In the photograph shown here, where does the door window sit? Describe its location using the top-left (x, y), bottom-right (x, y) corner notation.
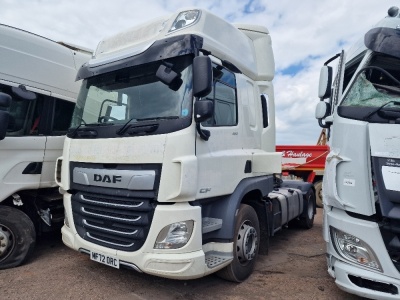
top-left (0, 83), bottom-right (42, 136)
top-left (51, 99), bottom-right (75, 135)
top-left (202, 64), bottom-right (237, 127)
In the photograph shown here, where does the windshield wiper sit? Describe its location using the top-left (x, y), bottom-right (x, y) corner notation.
top-left (116, 117), bottom-right (136, 135)
top-left (69, 118), bottom-right (110, 138)
top-left (363, 101), bottom-right (400, 121)
top-left (116, 116), bottom-right (179, 136)
top-left (136, 116), bottom-right (179, 121)
top-left (69, 118), bottom-right (87, 137)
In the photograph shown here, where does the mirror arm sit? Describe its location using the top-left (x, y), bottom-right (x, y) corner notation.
top-left (196, 123), bottom-right (210, 141)
top-left (318, 118), bottom-right (332, 129)
top-left (324, 53), bottom-right (341, 66)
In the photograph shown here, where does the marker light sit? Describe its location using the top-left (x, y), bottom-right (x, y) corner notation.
top-left (330, 227), bottom-right (382, 272)
top-left (55, 158), bottom-right (62, 184)
top-left (154, 220), bottom-right (194, 249)
top-left (64, 209), bottom-right (70, 228)
top-left (169, 10), bottom-right (201, 33)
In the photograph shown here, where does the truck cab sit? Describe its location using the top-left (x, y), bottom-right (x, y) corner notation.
top-left (58, 8), bottom-right (315, 282)
top-left (0, 24), bottom-right (91, 269)
top-left (316, 7), bottom-right (400, 299)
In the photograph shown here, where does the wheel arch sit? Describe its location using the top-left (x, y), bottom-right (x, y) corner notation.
top-left (0, 191), bottom-right (40, 230)
top-left (201, 175), bottom-right (273, 249)
top-left (241, 190), bottom-right (270, 255)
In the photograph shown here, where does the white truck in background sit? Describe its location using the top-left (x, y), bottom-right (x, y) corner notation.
top-left (316, 6), bottom-right (400, 299)
top-left (0, 24), bottom-right (91, 269)
top-left (57, 8), bottom-right (316, 282)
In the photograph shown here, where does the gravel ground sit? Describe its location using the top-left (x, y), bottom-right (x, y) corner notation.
top-left (1, 208), bottom-right (361, 300)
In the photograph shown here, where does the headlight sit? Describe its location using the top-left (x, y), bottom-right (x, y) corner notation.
top-left (330, 226), bottom-right (382, 272)
top-left (169, 10), bottom-right (201, 33)
top-left (154, 220), bottom-right (194, 249)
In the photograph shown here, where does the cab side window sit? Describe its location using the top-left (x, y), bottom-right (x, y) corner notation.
top-left (202, 64), bottom-right (237, 127)
top-left (0, 83), bottom-right (41, 136)
top-left (0, 83), bottom-right (73, 136)
top-left (51, 99), bottom-right (75, 135)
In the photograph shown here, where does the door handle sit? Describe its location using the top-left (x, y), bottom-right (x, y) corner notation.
top-left (22, 162), bottom-right (43, 174)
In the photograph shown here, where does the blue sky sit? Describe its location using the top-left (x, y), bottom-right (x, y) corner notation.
top-left (0, 0), bottom-right (395, 144)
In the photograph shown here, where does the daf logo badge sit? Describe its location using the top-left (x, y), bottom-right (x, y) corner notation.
top-left (93, 174), bottom-right (122, 183)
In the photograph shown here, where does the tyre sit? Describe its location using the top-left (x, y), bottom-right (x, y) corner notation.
top-left (299, 189), bottom-right (315, 229)
top-left (0, 206), bottom-right (36, 269)
top-left (217, 204), bottom-right (260, 282)
top-left (314, 181), bottom-right (323, 208)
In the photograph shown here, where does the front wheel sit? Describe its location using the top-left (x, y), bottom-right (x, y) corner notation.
top-left (217, 204), bottom-right (260, 282)
top-left (0, 206), bottom-right (36, 269)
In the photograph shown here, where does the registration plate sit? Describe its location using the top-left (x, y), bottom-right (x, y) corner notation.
top-left (90, 251), bottom-right (119, 269)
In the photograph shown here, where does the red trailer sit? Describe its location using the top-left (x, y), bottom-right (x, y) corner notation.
top-left (276, 135), bottom-right (329, 208)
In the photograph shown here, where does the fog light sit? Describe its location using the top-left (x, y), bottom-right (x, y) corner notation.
top-left (154, 220), bottom-right (194, 249)
top-left (330, 226), bottom-right (382, 272)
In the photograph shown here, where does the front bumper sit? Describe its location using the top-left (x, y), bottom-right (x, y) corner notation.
top-left (325, 208), bottom-right (400, 299)
top-left (62, 196), bottom-right (215, 279)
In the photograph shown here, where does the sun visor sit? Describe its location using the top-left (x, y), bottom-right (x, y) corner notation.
top-left (365, 27), bottom-right (400, 59)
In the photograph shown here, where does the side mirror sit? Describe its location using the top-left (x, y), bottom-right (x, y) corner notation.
top-left (194, 100), bottom-right (213, 123)
top-left (0, 92), bottom-right (11, 107)
top-left (0, 111), bottom-right (10, 140)
top-left (108, 105), bottom-right (126, 120)
top-left (156, 64), bottom-right (183, 91)
top-left (194, 100), bottom-right (213, 141)
top-left (315, 101), bottom-right (332, 129)
top-left (0, 92), bottom-right (11, 140)
top-left (315, 101), bottom-right (330, 119)
top-left (193, 56), bottom-right (212, 97)
top-left (11, 85), bottom-right (37, 101)
top-left (318, 66), bottom-right (332, 99)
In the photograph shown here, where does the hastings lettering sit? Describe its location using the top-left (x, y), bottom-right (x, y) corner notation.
top-left (93, 174), bottom-right (122, 183)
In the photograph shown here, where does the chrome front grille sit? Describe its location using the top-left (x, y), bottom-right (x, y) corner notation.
top-left (72, 192), bottom-right (155, 251)
top-left (80, 195), bottom-right (144, 209)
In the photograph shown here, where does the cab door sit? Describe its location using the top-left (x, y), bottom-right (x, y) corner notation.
top-left (195, 63), bottom-right (245, 199)
top-left (40, 94), bottom-right (75, 188)
top-left (0, 82), bottom-right (48, 201)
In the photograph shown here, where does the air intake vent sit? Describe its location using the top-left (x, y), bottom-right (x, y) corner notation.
top-left (348, 275), bottom-right (398, 295)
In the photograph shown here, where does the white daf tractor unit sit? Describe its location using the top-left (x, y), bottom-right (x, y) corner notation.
top-left (0, 24), bottom-right (91, 269)
top-left (57, 8), bottom-right (316, 282)
top-left (316, 6), bottom-right (400, 299)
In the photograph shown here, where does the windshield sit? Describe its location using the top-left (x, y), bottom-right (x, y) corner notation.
top-left (339, 54), bottom-right (400, 122)
top-left (341, 72), bottom-right (399, 108)
top-left (71, 55), bottom-right (193, 128)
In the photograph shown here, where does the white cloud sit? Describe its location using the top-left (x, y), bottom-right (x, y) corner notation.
top-left (0, 0), bottom-right (397, 144)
